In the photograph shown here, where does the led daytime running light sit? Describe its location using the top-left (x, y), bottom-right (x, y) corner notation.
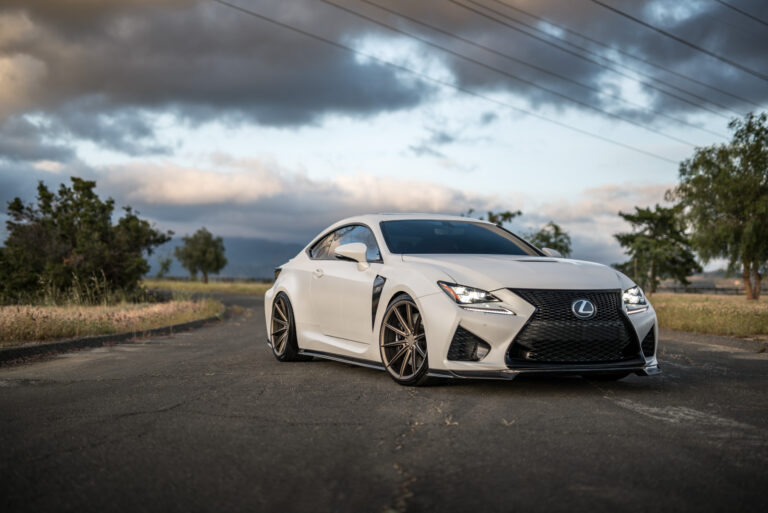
top-left (438, 281), bottom-right (500, 304)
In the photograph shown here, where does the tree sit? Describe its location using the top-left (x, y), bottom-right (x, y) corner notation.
top-left (613, 204), bottom-right (701, 293)
top-left (463, 209), bottom-right (573, 255)
top-left (0, 177), bottom-right (171, 302)
top-left (462, 208), bottom-right (522, 227)
top-left (669, 112), bottom-right (768, 299)
top-left (155, 253), bottom-right (173, 279)
top-left (174, 228), bottom-right (227, 283)
top-left (525, 221), bottom-right (572, 257)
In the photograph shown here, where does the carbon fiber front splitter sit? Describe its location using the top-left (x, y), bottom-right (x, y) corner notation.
top-left (446, 362), bottom-right (660, 380)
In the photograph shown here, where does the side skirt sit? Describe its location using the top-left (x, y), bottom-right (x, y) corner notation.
top-left (296, 348), bottom-right (453, 379)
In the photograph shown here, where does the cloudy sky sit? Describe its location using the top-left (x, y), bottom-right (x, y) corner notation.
top-left (1, 0), bottom-right (767, 265)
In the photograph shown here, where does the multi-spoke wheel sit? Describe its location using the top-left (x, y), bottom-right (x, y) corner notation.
top-left (270, 292), bottom-right (303, 361)
top-left (379, 294), bottom-right (430, 386)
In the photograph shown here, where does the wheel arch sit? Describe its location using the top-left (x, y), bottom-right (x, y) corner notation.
top-left (373, 283), bottom-right (430, 340)
top-left (265, 269), bottom-right (306, 348)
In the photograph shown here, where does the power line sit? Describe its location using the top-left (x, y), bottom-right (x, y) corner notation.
top-left (357, 0), bottom-right (726, 138)
top-left (587, 0), bottom-right (768, 83)
top-left (489, 0), bottom-right (761, 109)
top-left (322, 0), bottom-right (698, 146)
top-left (715, 0), bottom-right (768, 28)
top-left (209, 0), bottom-right (679, 164)
top-left (453, 0), bottom-right (738, 118)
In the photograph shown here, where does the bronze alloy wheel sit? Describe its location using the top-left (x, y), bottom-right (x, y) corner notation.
top-left (271, 296), bottom-right (290, 356)
top-left (270, 292), bottom-right (304, 362)
top-left (380, 294), bottom-right (429, 386)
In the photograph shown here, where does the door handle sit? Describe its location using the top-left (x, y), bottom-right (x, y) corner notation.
top-left (313, 268), bottom-right (324, 278)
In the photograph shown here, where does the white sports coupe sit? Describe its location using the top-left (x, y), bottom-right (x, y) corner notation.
top-left (265, 214), bottom-right (659, 386)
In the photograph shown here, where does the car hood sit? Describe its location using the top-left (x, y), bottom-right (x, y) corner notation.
top-left (401, 254), bottom-right (623, 292)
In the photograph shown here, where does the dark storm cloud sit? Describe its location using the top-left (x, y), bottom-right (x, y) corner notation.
top-left (0, 0), bottom-right (433, 156)
top-left (408, 128), bottom-right (455, 157)
top-left (0, 116), bottom-right (75, 162)
top-left (408, 110), bottom-right (493, 160)
top-left (380, 0), bottom-right (768, 119)
top-left (2, 0), bottom-right (767, 161)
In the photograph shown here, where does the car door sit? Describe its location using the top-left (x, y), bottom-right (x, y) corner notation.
top-left (309, 224), bottom-right (383, 344)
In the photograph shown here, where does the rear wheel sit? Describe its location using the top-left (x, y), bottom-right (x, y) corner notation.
top-left (270, 293), bottom-right (303, 362)
top-left (379, 294), bottom-right (430, 386)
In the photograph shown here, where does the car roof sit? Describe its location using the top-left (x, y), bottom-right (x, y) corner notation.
top-left (337, 213), bottom-right (493, 225)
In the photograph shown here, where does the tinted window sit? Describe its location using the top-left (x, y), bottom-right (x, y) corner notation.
top-left (309, 225), bottom-right (382, 261)
top-left (309, 231), bottom-right (335, 259)
top-left (379, 220), bottom-right (540, 255)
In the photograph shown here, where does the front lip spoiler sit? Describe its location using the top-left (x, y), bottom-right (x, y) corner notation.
top-left (449, 363), bottom-right (661, 380)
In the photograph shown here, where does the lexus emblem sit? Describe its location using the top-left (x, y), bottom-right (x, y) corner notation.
top-left (571, 299), bottom-right (596, 319)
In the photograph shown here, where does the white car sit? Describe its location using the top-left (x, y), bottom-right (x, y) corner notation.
top-left (265, 214), bottom-right (659, 386)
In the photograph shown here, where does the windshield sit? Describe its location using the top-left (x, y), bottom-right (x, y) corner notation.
top-left (379, 220), bottom-right (541, 256)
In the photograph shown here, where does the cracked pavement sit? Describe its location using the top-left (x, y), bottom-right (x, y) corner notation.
top-left (1, 294), bottom-right (767, 512)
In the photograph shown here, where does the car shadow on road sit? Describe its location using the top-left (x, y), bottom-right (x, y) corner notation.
top-left (299, 355), bottom-right (662, 397)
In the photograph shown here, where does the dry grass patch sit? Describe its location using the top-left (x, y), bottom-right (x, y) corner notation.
top-left (0, 299), bottom-right (224, 347)
top-left (649, 293), bottom-right (768, 338)
top-left (144, 279), bottom-right (272, 295)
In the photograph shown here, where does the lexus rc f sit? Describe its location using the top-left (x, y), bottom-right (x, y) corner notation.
top-left (265, 214), bottom-right (659, 386)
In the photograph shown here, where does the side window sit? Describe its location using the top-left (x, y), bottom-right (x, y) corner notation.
top-left (336, 225), bottom-right (382, 262)
top-left (326, 226), bottom-right (353, 258)
top-left (309, 231), bottom-right (335, 259)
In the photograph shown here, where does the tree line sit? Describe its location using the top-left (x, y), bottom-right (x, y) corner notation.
top-left (0, 178), bottom-right (227, 304)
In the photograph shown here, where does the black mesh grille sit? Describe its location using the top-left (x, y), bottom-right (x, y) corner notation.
top-left (448, 326), bottom-right (490, 361)
top-left (641, 326), bottom-right (656, 357)
top-left (507, 289), bottom-right (641, 364)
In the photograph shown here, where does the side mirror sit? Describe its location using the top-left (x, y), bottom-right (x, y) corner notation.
top-left (334, 242), bottom-right (370, 271)
top-left (541, 247), bottom-right (563, 258)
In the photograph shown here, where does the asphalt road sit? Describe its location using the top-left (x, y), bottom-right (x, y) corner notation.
top-left (1, 294), bottom-right (767, 513)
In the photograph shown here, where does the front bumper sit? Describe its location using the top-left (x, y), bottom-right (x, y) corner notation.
top-left (418, 287), bottom-right (659, 377)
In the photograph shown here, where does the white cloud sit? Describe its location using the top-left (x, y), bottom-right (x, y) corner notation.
top-left (104, 160), bottom-right (285, 205)
top-left (32, 160), bottom-right (63, 173)
top-left (103, 156), bottom-right (492, 212)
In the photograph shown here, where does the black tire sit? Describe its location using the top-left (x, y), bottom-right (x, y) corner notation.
top-left (270, 292), bottom-right (304, 362)
top-left (379, 293), bottom-right (430, 386)
top-left (586, 372), bottom-right (630, 381)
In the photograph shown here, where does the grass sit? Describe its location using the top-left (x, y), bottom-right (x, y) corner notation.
top-left (0, 298), bottom-right (224, 347)
top-left (144, 279), bottom-right (272, 295)
top-left (649, 293), bottom-right (768, 338)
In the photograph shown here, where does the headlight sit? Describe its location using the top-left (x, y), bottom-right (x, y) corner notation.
top-left (622, 286), bottom-right (648, 314)
top-left (438, 281), bottom-right (514, 315)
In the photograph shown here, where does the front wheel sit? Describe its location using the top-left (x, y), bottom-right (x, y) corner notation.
top-left (379, 294), bottom-right (430, 386)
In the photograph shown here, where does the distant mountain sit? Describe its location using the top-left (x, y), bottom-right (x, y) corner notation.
top-left (148, 237), bottom-right (304, 279)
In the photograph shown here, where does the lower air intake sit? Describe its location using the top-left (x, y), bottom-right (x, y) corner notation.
top-left (641, 326), bottom-right (656, 357)
top-left (448, 326), bottom-right (491, 361)
top-left (507, 289), bottom-right (641, 364)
